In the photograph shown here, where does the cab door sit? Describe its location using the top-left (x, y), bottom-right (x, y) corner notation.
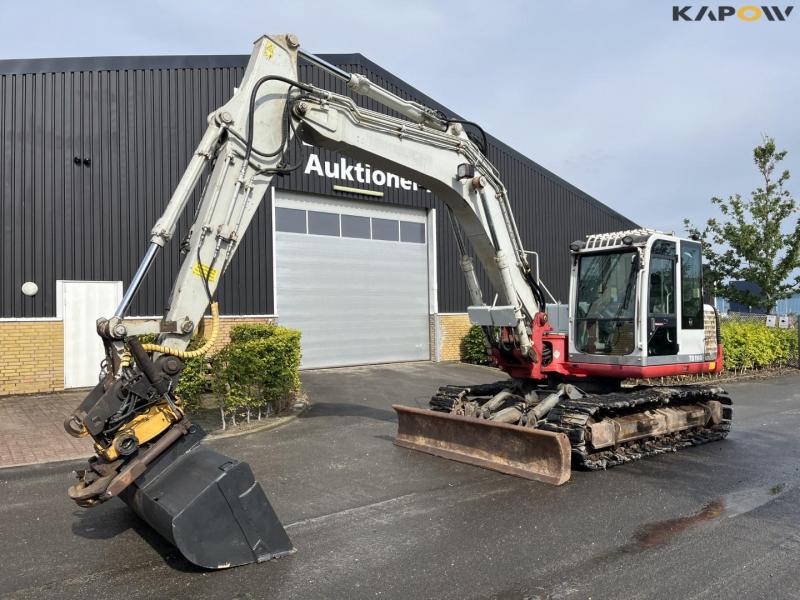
top-left (677, 240), bottom-right (706, 358)
top-left (647, 240), bottom-right (678, 356)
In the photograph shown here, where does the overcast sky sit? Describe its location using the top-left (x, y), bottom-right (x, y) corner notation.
top-left (1, 0), bottom-right (798, 234)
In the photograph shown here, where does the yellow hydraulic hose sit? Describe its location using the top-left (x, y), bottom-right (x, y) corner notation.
top-left (140, 302), bottom-right (220, 359)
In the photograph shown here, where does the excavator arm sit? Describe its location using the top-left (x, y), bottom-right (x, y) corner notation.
top-left (64, 33), bottom-right (551, 568)
top-left (73, 33), bottom-right (542, 391)
top-left (124, 37), bottom-right (541, 361)
top-left (67, 33), bottom-right (548, 467)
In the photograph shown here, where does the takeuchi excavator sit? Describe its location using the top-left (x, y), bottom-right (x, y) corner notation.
top-left (64, 34), bottom-right (732, 569)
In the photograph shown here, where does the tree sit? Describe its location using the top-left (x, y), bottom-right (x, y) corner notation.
top-left (684, 137), bottom-right (800, 312)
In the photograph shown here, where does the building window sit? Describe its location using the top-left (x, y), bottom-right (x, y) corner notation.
top-left (308, 211), bottom-right (340, 236)
top-left (276, 207), bottom-right (306, 233)
top-left (681, 241), bottom-right (703, 329)
top-left (278, 208), bottom-right (425, 244)
top-left (400, 221), bottom-right (425, 243)
top-left (341, 214), bottom-right (371, 239)
top-left (372, 218), bottom-right (399, 241)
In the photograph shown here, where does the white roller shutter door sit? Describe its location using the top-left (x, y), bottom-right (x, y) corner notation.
top-left (275, 192), bottom-right (431, 369)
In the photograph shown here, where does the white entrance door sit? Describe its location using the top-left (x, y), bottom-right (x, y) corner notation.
top-left (60, 281), bottom-right (123, 388)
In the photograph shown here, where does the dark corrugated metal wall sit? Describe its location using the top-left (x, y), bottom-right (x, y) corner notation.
top-left (0, 61), bottom-right (275, 317)
top-left (0, 53), bottom-right (635, 319)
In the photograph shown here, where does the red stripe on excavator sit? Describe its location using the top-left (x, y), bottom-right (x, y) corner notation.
top-left (559, 343), bottom-right (725, 379)
top-left (558, 360), bottom-right (719, 379)
top-left (498, 338), bottom-right (724, 380)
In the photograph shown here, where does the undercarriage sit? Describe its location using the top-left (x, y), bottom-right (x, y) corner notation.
top-left (420, 379), bottom-right (732, 475)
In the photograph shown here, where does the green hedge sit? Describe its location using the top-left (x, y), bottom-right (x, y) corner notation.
top-left (218, 323), bottom-right (302, 402)
top-left (212, 323), bottom-right (302, 420)
top-left (139, 323), bottom-right (301, 424)
top-left (461, 325), bottom-right (493, 365)
top-left (175, 354), bottom-right (210, 412)
top-left (228, 323), bottom-right (282, 343)
top-left (720, 320), bottom-right (798, 370)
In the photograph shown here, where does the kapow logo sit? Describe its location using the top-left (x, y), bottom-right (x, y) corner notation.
top-left (673, 5), bottom-right (794, 20)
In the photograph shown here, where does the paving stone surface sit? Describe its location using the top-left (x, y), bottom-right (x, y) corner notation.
top-left (0, 389), bottom-right (93, 467)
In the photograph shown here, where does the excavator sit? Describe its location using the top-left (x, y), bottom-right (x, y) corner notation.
top-left (64, 34), bottom-right (733, 569)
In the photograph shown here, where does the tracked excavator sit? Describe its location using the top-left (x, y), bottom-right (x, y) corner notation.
top-left (64, 34), bottom-right (732, 569)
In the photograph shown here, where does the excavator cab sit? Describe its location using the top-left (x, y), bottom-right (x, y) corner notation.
top-left (567, 229), bottom-right (719, 377)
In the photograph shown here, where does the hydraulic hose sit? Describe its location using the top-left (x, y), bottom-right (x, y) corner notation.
top-left (141, 302), bottom-right (220, 359)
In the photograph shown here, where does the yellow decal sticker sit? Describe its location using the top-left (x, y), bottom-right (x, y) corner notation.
top-left (709, 361), bottom-right (716, 370)
top-left (192, 262), bottom-right (218, 283)
top-left (265, 42), bottom-right (274, 59)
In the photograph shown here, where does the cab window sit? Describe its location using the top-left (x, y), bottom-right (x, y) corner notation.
top-left (648, 240), bottom-right (678, 356)
top-left (680, 241), bottom-right (703, 329)
top-left (574, 251), bottom-right (638, 355)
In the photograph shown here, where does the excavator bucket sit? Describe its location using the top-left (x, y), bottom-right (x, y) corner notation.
top-left (119, 427), bottom-right (294, 569)
top-left (393, 405), bottom-right (572, 485)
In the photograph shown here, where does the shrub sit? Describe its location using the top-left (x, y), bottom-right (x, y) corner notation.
top-left (175, 354), bottom-right (210, 412)
top-left (212, 323), bottom-right (302, 426)
top-left (720, 320), bottom-right (798, 371)
top-left (132, 323), bottom-right (301, 428)
top-left (228, 322), bottom-right (281, 343)
top-left (461, 325), bottom-right (492, 365)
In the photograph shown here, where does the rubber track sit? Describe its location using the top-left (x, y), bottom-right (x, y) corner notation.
top-left (430, 383), bottom-right (733, 471)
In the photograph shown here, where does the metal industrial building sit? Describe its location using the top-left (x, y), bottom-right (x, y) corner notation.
top-left (0, 52), bottom-right (636, 394)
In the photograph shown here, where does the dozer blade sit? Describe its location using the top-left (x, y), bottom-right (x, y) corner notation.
top-left (120, 426), bottom-right (294, 569)
top-left (392, 405), bottom-right (571, 485)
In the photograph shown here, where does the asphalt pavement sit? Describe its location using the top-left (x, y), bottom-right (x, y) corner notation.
top-left (2, 362), bottom-right (800, 600)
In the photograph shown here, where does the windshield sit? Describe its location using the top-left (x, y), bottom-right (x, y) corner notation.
top-left (575, 251), bottom-right (638, 355)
